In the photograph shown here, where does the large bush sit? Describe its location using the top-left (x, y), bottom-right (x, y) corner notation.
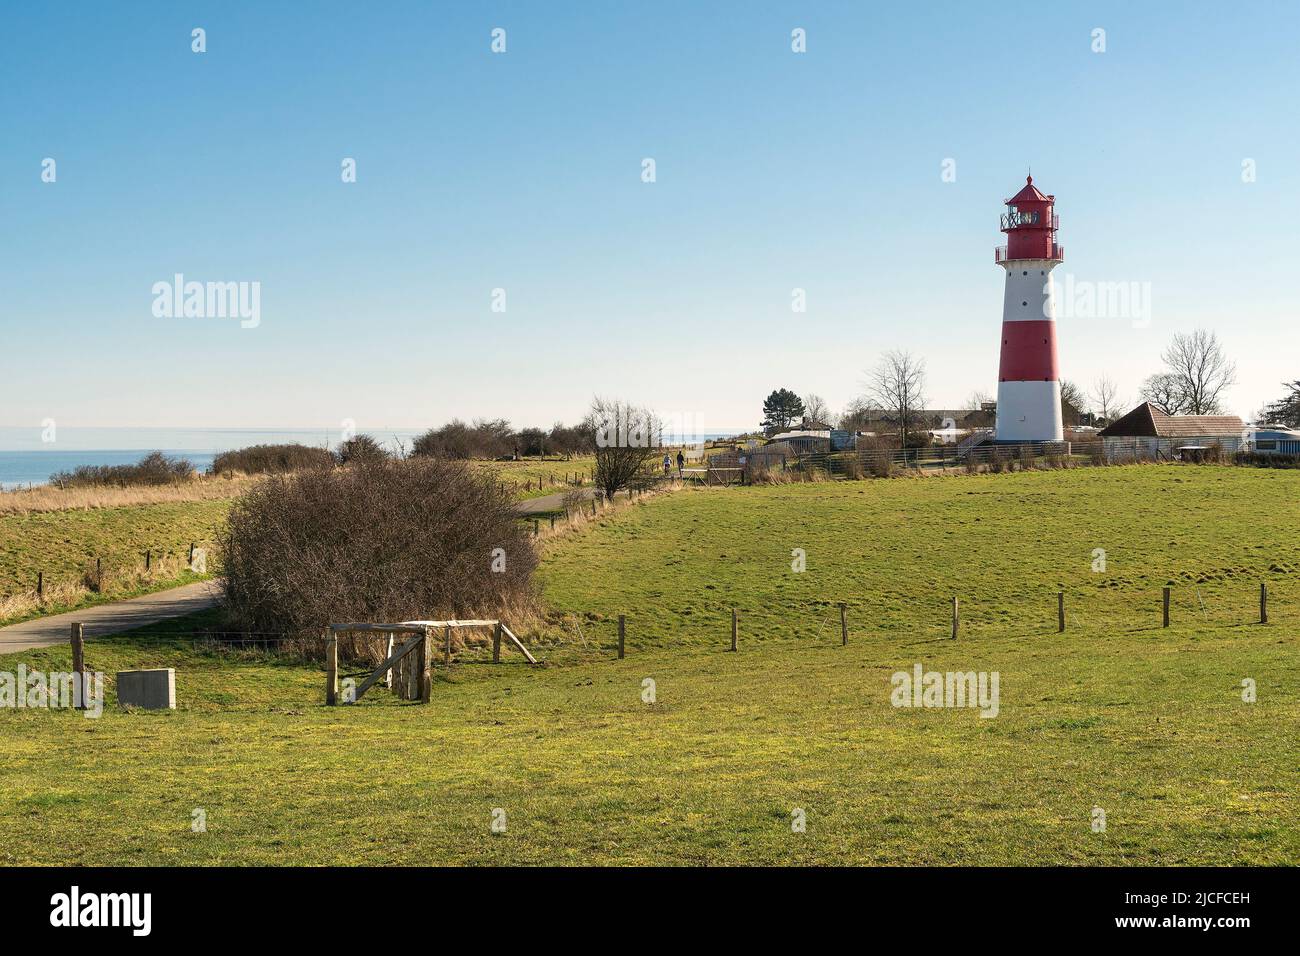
top-left (335, 434), bottom-right (390, 465)
top-left (222, 459), bottom-right (536, 649)
top-left (52, 451), bottom-right (194, 488)
top-left (412, 419), bottom-right (514, 459)
top-left (211, 443), bottom-right (334, 475)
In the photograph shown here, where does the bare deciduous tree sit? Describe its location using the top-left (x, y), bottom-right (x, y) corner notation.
top-left (1158, 329), bottom-right (1237, 415)
top-left (866, 351), bottom-right (928, 449)
top-left (1140, 372), bottom-right (1187, 415)
top-left (1059, 380), bottom-right (1087, 426)
top-left (1090, 374), bottom-right (1123, 424)
top-left (586, 397), bottom-right (662, 499)
top-left (801, 393), bottom-right (830, 426)
top-left (837, 397), bottom-right (881, 432)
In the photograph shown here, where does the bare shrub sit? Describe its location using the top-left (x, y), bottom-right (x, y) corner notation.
top-left (412, 419), bottom-right (516, 459)
top-left (561, 487), bottom-right (586, 517)
top-left (222, 459), bottom-right (536, 658)
top-left (868, 453), bottom-right (894, 478)
top-left (335, 434), bottom-right (390, 465)
top-left (51, 451), bottom-right (194, 488)
top-left (212, 443), bottom-right (334, 475)
top-left (842, 456), bottom-right (864, 480)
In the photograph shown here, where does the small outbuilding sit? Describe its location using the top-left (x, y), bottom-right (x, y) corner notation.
top-left (1098, 402), bottom-right (1245, 461)
top-left (765, 430), bottom-right (831, 454)
top-left (1250, 427), bottom-right (1300, 455)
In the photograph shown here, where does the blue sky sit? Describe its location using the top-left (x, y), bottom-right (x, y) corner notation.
top-left (2, 1), bottom-right (1296, 433)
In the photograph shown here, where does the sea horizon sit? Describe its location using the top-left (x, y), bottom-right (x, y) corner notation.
top-left (0, 426), bottom-right (744, 489)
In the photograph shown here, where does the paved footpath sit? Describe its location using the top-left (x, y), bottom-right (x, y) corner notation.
top-left (514, 488), bottom-right (596, 515)
top-left (0, 580), bottom-right (222, 654)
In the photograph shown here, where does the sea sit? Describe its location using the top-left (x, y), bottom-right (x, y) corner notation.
top-left (0, 427), bottom-right (421, 490)
top-left (0, 427), bottom-right (736, 489)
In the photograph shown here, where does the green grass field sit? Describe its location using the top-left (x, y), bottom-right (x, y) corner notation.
top-left (0, 500), bottom-right (230, 625)
top-left (1, 465), bottom-right (1297, 864)
top-left (475, 456), bottom-right (597, 500)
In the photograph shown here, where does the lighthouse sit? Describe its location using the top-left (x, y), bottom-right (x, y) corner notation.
top-left (994, 176), bottom-right (1064, 442)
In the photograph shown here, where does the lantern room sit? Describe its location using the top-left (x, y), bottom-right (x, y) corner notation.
top-left (994, 176), bottom-right (1064, 264)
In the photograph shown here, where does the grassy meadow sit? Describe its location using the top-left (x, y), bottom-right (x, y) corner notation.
top-left (1, 464), bottom-right (1296, 865)
top-left (0, 499), bottom-right (231, 625)
top-left (473, 455), bottom-right (597, 500)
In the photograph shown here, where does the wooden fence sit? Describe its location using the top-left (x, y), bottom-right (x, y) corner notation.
top-left (324, 619), bottom-right (536, 706)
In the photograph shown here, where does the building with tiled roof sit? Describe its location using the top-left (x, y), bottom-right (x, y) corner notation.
top-left (1098, 402), bottom-right (1245, 461)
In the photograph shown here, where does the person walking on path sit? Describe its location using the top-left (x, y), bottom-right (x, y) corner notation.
top-left (662, 453), bottom-right (672, 477)
top-left (676, 449), bottom-right (685, 477)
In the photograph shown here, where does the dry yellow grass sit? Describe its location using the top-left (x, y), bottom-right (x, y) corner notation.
top-left (0, 474), bottom-right (259, 516)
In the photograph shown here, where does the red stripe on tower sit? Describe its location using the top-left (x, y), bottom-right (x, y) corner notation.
top-left (998, 320), bottom-right (1059, 382)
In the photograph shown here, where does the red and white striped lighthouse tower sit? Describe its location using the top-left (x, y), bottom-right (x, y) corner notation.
top-left (994, 176), bottom-right (1064, 442)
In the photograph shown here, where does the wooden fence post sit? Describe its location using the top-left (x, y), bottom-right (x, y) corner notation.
top-left (384, 633), bottom-right (395, 688)
top-left (618, 615), bottom-right (626, 659)
top-left (1260, 582), bottom-right (1268, 624)
top-left (493, 621), bottom-right (502, 663)
top-left (730, 608), bottom-right (738, 652)
top-left (1162, 587), bottom-right (1171, 628)
top-left (444, 625), bottom-right (452, 668)
top-left (36, 571), bottom-right (43, 599)
top-left (1058, 592), bottom-right (1065, 633)
top-left (550, 515), bottom-right (556, 530)
top-left (533, 518), bottom-right (539, 536)
top-left (188, 542), bottom-right (195, 564)
top-left (70, 623), bottom-right (85, 710)
top-left (951, 597), bottom-right (959, 640)
top-left (839, 603), bottom-right (847, 646)
top-left (145, 551), bottom-right (151, 571)
top-left (325, 630), bottom-right (338, 705)
top-left (421, 628), bottom-right (433, 703)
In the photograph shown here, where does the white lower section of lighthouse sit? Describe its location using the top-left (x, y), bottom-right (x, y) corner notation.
top-left (995, 258), bottom-right (1063, 443)
top-left (996, 380), bottom-right (1062, 442)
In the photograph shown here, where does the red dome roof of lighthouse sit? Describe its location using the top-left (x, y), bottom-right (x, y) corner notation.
top-left (1006, 175), bottom-right (1051, 204)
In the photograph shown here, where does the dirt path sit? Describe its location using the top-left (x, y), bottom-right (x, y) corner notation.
top-left (0, 580), bottom-right (221, 654)
top-left (514, 488), bottom-right (597, 514)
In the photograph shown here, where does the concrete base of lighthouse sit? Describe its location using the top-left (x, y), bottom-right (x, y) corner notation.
top-left (995, 380), bottom-right (1063, 442)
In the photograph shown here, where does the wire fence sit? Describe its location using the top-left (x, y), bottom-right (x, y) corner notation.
top-left (7, 577), bottom-right (1290, 663)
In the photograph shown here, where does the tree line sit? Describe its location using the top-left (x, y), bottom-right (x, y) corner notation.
top-left (758, 328), bottom-right (1292, 449)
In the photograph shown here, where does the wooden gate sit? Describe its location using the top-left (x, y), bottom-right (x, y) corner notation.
top-left (324, 620), bottom-right (537, 706)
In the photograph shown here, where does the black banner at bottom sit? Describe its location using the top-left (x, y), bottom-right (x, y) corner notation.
top-left (1, 866), bottom-right (1283, 941)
